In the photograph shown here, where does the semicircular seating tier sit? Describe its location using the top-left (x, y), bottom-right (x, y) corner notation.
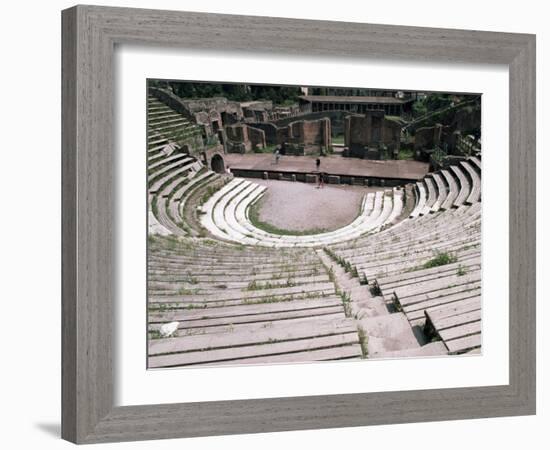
top-left (199, 179), bottom-right (405, 247)
top-left (147, 95), bottom-right (222, 237)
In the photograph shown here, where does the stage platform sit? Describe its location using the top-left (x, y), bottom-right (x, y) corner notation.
top-left (224, 153), bottom-right (430, 185)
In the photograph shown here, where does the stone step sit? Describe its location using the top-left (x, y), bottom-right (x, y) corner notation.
top-left (148, 153), bottom-right (187, 172)
top-left (150, 304), bottom-right (345, 331)
top-left (402, 289), bottom-right (482, 322)
top-left (148, 332), bottom-right (361, 368)
top-left (376, 255), bottom-right (481, 293)
top-left (149, 160), bottom-right (195, 194)
top-left (148, 315), bottom-right (357, 355)
top-left (394, 271), bottom-right (481, 306)
top-left (150, 296), bottom-right (343, 322)
top-left (150, 281), bottom-right (336, 304)
top-left (359, 313), bottom-right (421, 356)
top-left (148, 274), bottom-right (330, 292)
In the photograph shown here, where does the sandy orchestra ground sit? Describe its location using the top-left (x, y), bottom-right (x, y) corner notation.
top-left (252, 178), bottom-right (383, 232)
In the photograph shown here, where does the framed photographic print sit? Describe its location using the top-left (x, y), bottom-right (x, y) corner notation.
top-left (62, 5), bottom-right (536, 444)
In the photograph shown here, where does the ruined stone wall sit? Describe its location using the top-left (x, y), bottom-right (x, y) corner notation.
top-left (344, 112), bottom-right (401, 159)
top-left (249, 122), bottom-right (279, 145)
top-left (224, 124), bottom-right (265, 153)
top-left (247, 126), bottom-right (267, 150)
top-left (286, 118), bottom-right (331, 155)
top-left (246, 117), bottom-right (332, 154)
top-left (274, 110), bottom-right (346, 135)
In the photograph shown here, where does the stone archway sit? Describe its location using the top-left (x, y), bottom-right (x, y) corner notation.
top-left (211, 153), bottom-right (226, 174)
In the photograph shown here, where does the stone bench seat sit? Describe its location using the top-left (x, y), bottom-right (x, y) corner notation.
top-left (430, 172), bottom-right (447, 212)
top-left (233, 192), bottom-right (391, 246)
top-left (148, 117), bottom-right (190, 129)
top-left (158, 163), bottom-right (202, 200)
top-left (332, 205), bottom-right (481, 256)
top-left (147, 152), bottom-right (169, 165)
top-left (347, 232), bottom-right (480, 268)
top-left (149, 297), bottom-right (344, 333)
top-left (424, 298), bottom-right (481, 354)
top-left (450, 165), bottom-right (471, 207)
top-left (409, 181), bottom-right (426, 218)
top-left (150, 281), bottom-right (336, 306)
top-left (153, 195), bottom-right (187, 237)
top-left (389, 271), bottom-right (480, 310)
top-left (460, 160), bottom-right (481, 204)
top-left (148, 265), bottom-right (326, 284)
top-left (230, 189), bottom-right (380, 245)
top-left (201, 179), bottom-right (404, 247)
top-left (468, 156), bottom-right (482, 172)
top-left (420, 177), bottom-right (437, 215)
top-left (148, 251), bottom-right (320, 266)
top-left (331, 201), bottom-right (481, 254)
top-left (403, 289), bottom-right (481, 324)
top-left (203, 181), bottom-right (402, 247)
top-left (148, 122), bottom-right (196, 136)
top-left (149, 112), bottom-right (182, 122)
top-left (148, 315), bottom-right (358, 356)
top-left (148, 246), bottom-right (318, 261)
top-left (148, 159), bottom-right (195, 194)
top-left (148, 211), bottom-right (172, 237)
top-left (375, 254), bottom-right (481, 293)
top-left (149, 264), bottom-right (324, 282)
top-left (359, 244), bottom-right (480, 283)
top-left (440, 169), bottom-right (459, 210)
top-left (168, 170), bottom-right (214, 223)
top-left (147, 136), bottom-right (170, 148)
top-left (147, 153), bottom-right (188, 173)
top-left (149, 308), bottom-right (351, 339)
top-left (235, 191), bottom-right (383, 244)
top-left (149, 116), bottom-right (189, 127)
top-left (149, 319), bottom-right (361, 367)
top-left (149, 273), bottom-right (330, 293)
top-left (239, 190), bottom-right (395, 246)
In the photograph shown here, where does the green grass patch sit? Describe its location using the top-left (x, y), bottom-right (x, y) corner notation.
top-left (331, 135), bottom-right (345, 145)
top-left (253, 144), bottom-right (278, 154)
top-left (397, 147), bottom-right (415, 160)
top-left (423, 251), bottom-right (458, 269)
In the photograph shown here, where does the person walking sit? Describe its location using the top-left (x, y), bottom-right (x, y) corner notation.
top-left (275, 148), bottom-right (280, 165)
top-left (315, 157), bottom-right (321, 172)
top-left (317, 172), bottom-right (325, 189)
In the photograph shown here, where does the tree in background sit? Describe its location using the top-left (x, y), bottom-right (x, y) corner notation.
top-left (149, 80), bottom-right (301, 105)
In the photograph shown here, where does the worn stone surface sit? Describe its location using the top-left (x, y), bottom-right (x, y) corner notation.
top-left (225, 153), bottom-right (430, 181)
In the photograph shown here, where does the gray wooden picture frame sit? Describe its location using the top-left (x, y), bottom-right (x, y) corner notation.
top-left (61, 5), bottom-right (536, 444)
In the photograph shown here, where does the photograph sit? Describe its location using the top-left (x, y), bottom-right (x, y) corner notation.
top-left (146, 80), bottom-right (482, 368)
